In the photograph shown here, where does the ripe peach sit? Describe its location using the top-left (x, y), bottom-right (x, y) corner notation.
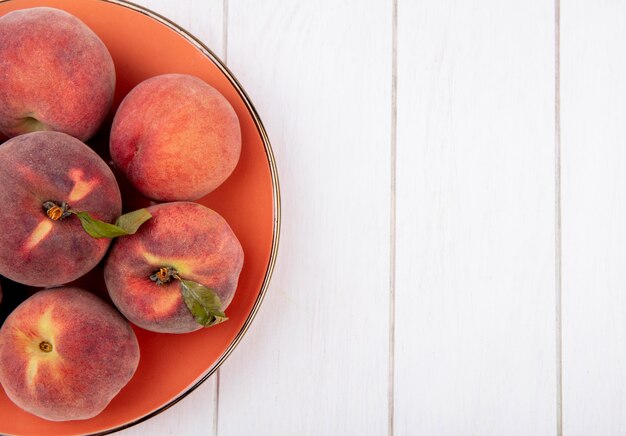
top-left (0, 287), bottom-right (139, 421)
top-left (104, 202), bottom-right (243, 333)
top-left (0, 7), bottom-right (115, 141)
top-left (110, 73), bottom-right (241, 201)
top-left (0, 131), bottom-right (122, 286)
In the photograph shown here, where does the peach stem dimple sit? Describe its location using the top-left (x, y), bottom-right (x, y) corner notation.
top-left (150, 266), bottom-right (179, 286)
top-left (47, 206), bottom-right (63, 220)
top-left (39, 341), bottom-right (53, 353)
top-left (42, 200), bottom-right (71, 221)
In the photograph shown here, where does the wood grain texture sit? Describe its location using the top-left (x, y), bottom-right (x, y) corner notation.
top-left (216, 1), bottom-right (392, 435)
top-left (561, 1), bottom-right (626, 434)
top-left (394, 1), bottom-right (557, 435)
top-left (118, 1), bottom-right (223, 435)
top-left (136, 0), bottom-right (225, 61)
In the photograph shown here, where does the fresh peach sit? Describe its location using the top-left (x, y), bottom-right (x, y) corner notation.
top-left (0, 131), bottom-right (121, 286)
top-left (0, 7), bottom-right (115, 141)
top-left (0, 287), bottom-right (139, 421)
top-left (110, 73), bottom-right (241, 201)
top-left (104, 202), bottom-right (243, 333)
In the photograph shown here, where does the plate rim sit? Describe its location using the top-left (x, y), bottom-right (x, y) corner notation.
top-left (0, 0), bottom-right (281, 434)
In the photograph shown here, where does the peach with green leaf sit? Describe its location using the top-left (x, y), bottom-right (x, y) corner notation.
top-left (0, 131), bottom-right (151, 287)
top-left (104, 202), bottom-right (244, 333)
top-left (0, 287), bottom-right (140, 421)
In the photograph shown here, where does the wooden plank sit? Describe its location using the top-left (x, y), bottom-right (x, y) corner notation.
top-left (138, 0), bottom-right (225, 62)
top-left (216, 1), bottom-right (392, 435)
top-left (561, 2), bottom-right (626, 434)
top-left (118, 1), bottom-right (223, 435)
top-left (394, 1), bottom-right (557, 434)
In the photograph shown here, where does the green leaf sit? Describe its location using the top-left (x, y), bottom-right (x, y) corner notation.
top-left (179, 279), bottom-right (228, 327)
top-left (70, 209), bottom-right (152, 239)
top-left (115, 209), bottom-right (153, 234)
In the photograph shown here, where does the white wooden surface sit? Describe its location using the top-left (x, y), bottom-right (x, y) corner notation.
top-left (561, 1), bottom-right (626, 435)
top-left (394, 1), bottom-right (557, 435)
top-left (119, 1), bottom-right (625, 435)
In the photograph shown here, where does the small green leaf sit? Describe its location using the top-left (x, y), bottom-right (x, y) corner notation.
top-left (70, 209), bottom-right (152, 239)
top-left (115, 209), bottom-right (153, 234)
top-left (179, 279), bottom-right (228, 327)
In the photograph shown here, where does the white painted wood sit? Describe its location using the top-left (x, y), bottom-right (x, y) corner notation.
top-left (216, 1), bottom-right (392, 436)
top-left (118, 1), bottom-right (223, 435)
top-left (118, 379), bottom-right (218, 436)
top-left (561, 2), bottom-right (626, 434)
top-left (137, 0), bottom-right (225, 61)
top-left (394, 2), bottom-right (557, 435)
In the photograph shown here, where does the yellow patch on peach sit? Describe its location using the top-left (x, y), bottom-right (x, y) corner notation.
top-left (67, 168), bottom-right (97, 202)
top-left (23, 219), bottom-right (53, 251)
top-left (25, 360), bottom-right (39, 387)
top-left (36, 307), bottom-right (58, 340)
top-left (15, 307), bottom-right (62, 387)
top-left (142, 251), bottom-right (192, 277)
top-left (150, 289), bottom-right (181, 317)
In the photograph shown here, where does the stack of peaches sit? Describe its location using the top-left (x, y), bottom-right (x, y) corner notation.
top-left (0, 7), bottom-right (244, 422)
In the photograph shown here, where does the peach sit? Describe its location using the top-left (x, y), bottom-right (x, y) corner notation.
top-left (0, 7), bottom-right (115, 141)
top-left (110, 73), bottom-right (241, 201)
top-left (0, 131), bottom-right (121, 286)
top-left (0, 287), bottom-right (139, 421)
top-left (104, 202), bottom-right (243, 333)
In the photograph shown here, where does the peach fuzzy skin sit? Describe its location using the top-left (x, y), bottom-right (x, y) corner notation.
top-left (0, 287), bottom-right (139, 421)
top-left (104, 202), bottom-right (243, 333)
top-left (0, 7), bottom-right (115, 141)
top-left (0, 132), bottom-right (121, 286)
top-left (110, 73), bottom-right (241, 201)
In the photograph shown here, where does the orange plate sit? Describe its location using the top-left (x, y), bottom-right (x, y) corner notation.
top-left (0, 0), bottom-right (280, 435)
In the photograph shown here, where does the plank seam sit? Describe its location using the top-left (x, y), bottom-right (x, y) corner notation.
top-left (388, 0), bottom-right (398, 435)
top-left (213, 372), bottom-right (220, 436)
top-left (555, 0), bottom-right (563, 434)
top-left (223, 0), bottom-right (229, 64)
